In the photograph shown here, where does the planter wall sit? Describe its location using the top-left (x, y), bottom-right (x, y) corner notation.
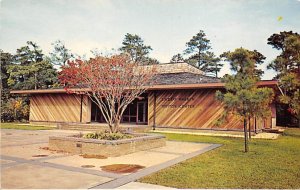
top-left (49, 134), bottom-right (166, 157)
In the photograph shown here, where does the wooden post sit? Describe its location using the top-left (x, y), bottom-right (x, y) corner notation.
top-left (153, 91), bottom-right (157, 130)
top-left (80, 94), bottom-right (83, 122)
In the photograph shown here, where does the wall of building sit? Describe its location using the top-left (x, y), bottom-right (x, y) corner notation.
top-left (29, 93), bottom-right (91, 123)
top-left (148, 89), bottom-right (272, 131)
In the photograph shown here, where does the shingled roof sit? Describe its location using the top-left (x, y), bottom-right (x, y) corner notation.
top-left (153, 72), bottom-right (221, 85)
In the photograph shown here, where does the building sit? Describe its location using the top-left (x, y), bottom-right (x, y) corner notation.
top-left (11, 63), bottom-right (278, 131)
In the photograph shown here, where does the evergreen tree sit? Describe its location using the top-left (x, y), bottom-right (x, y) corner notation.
top-left (267, 31), bottom-right (300, 127)
top-left (141, 57), bottom-right (160, 65)
top-left (170, 53), bottom-right (184, 63)
top-left (119, 33), bottom-right (153, 63)
top-left (1, 50), bottom-right (13, 113)
top-left (7, 42), bottom-right (57, 90)
top-left (1, 50), bottom-right (13, 91)
top-left (202, 52), bottom-right (222, 78)
top-left (1, 50), bottom-right (29, 122)
top-left (14, 41), bottom-right (43, 65)
top-left (49, 40), bottom-right (74, 67)
top-left (216, 48), bottom-right (274, 152)
top-left (184, 30), bottom-right (222, 77)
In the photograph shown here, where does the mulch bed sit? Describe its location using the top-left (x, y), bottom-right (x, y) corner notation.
top-left (32, 154), bottom-right (48, 157)
top-left (81, 165), bottom-right (95, 168)
top-left (80, 154), bottom-right (107, 159)
top-left (100, 164), bottom-right (145, 173)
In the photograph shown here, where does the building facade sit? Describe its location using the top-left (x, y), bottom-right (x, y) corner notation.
top-left (11, 63), bottom-right (278, 131)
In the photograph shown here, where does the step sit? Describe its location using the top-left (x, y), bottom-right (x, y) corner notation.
top-left (262, 128), bottom-right (284, 134)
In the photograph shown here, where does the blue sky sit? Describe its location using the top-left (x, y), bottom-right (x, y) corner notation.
top-left (1, 0), bottom-right (300, 79)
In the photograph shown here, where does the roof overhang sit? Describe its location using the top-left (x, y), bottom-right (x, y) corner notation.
top-left (10, 80), bottom-right (278, 94)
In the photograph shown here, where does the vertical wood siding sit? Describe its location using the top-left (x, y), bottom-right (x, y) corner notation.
top-left (148, 89), bottom-right (271, 130)
top-left (29, 94), bottom-right (91, 123)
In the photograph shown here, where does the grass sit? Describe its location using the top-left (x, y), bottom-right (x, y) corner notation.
top-left (0, 122), bottom-right (54, 130)
top-left (140, 129), bottom-right (300, 189)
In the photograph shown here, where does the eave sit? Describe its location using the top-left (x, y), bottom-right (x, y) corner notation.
top-left (10, 80), bottom-right (278, 94)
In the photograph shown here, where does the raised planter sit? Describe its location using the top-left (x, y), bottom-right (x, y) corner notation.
top-left (49, 133), bottom-right (166, 157)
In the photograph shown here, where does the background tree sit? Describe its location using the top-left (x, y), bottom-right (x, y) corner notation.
top-left (1, 50), bottom-right (13, 97)
top-left (140, 57), bottom-right (160, 65)
top-left (184, 30), bottom-right (222, 77)
top-left (59, 54), bottom-right (156, 133)
top-left (267, 31), bottom-right (300, 127)
top-left (216, 48), bottom-right (274, 152)
top-left (170, 53), bottom-right (184, 63)
top-left (8, 42), bottom-right (57, 90)
top-left (184, 30), bottom-right (210, 68)
top-left (119, 33), bottom-right (155, 64)
top-left (202, 52), bottom-right (222, 78)
top-left (50, 40), bottom-right (74, 67)
top-left (13, 41), bottom-right (43, 65)
top-left (1, 50), bottom-right (14, 121)
top-left (1, 43), bottom-right (58, 121)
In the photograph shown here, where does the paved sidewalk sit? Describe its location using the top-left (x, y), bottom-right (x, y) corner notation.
top-left (1, 129), bottom-right (221, 189)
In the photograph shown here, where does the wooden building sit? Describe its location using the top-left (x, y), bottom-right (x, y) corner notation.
top-left (11, 63), bottom-right (278, 131)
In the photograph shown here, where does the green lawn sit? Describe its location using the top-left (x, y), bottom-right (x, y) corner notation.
top-left (0, 122), bottom-right (54, 130)
top-left (140, 129), bottom-right (300, 189)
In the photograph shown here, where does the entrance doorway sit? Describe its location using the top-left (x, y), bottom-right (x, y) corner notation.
top-left (90, 95), bottom-right (148, 125)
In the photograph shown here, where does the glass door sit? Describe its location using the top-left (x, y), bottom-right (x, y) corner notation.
top-left (137, 102), bottom-right (148, 124)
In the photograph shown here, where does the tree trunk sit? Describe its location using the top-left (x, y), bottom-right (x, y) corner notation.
top-left (14, 109), bottom-right (17, 121)
top-left (243, 118), bottom-right (249, 153)
top-left (254, 117), bottom-right (257, 134)
top-left (34, 73), bottom-right (37, 90)
top-left (113, 119), bottom-right (121, 133)
top-left (108, 123), bottom-right (114, 134)
top-left (248, 117), bottom-right (251, 140)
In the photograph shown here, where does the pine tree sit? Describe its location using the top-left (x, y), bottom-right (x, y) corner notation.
top-left (184, 30), bottom-right (222, 77)
top-left (7, 42), bottom-right (57, 90)
top-left (216, 48), bottom-right (274, 152)
top-left (170, 53), bottom-right (184, 63)
top-left (49, 40), bottom-right (74, 67)
top-left (202, 52), bottom-right (222, 78)
top-left (119, 33), bottom-right (153, 63)
top-left (267, 31), bottom-right (300, 127)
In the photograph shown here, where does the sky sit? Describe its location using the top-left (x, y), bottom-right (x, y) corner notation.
top-left (1, 0), bottom-right (300, 79)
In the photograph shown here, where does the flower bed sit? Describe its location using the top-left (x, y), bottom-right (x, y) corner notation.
top-left (49, 133), bottom-right (166, 157)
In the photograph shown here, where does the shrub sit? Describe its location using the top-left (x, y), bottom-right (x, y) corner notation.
top-left (1, 97), bottom-right (29, 122)
top-left (83, 132), bottom-right (133, 140)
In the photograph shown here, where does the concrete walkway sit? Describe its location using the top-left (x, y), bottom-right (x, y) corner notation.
top-left (153, 128), bottom-right (281, 139)
top-left (1, 129), bottom-right (220, 189)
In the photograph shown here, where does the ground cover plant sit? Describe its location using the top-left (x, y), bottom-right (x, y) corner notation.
top-left (140, 129), bottom-right (300, 189)
top-left (83, 132), bottom-right (133, 140)
top-left (0, 123), bottom-right (54, 130)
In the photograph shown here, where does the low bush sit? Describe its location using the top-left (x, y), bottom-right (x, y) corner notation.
top-left (83, 132), bottom-right (133, 140)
